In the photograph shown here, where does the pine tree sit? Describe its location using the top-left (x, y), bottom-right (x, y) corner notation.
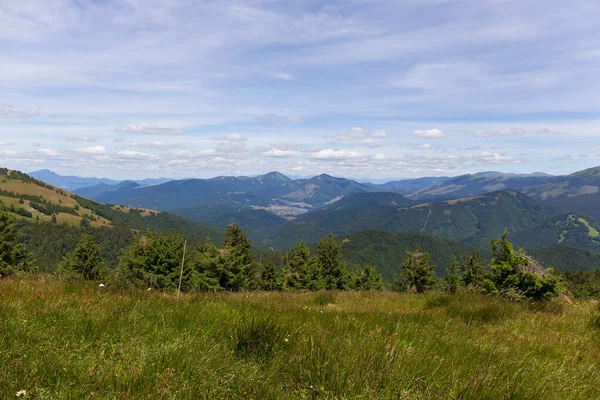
top-left (283, 241), bottom-right (313, 289)
top-left (460, 250), bottom-right (486, 288)
top-left (220, 224), bottom-right (256, 291)
top-left (354, 264), bottom-right (384, 290)
top-left (486, 231), bottom-right (563, 300)
top-left (0, 210), bottom-right (35, 276)
top-left (316, 234), bottom-right (349, 290)
top-left (117, 232), bottom-right (188, 290)
top-left (444, 256), bottom-right (462, 293)
top-left (260, 260), bottom-right (281, 291)
top-left (57, 234), bottom-right (105, 280)
top-left (393, 249), bottom-right (436, 293)
top-left (188, 239), bottom-right (221, 292)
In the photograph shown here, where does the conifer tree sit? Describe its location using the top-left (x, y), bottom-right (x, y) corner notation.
top-left (316, 234), bottom-right (349, 290)
top-left (393, 249), bottom-right (436, 293)
top-left (57, 234), bottom-right (105, 280)
top-left (188, 239), bottom-right (221, 292)
top-left (260, 260), bottom-right (281, 291)
top-left (117, 231), bottom-right (188, 290)
top-left (444, 256), bottom-right (462, 293)
top-left (354, 264), bottom-right (384, 290)
top-left (0, 210), bottom-right (35, 276)
top-left (220, 224), bottom-right (256, 291)
top-left (486, 231), bottom-right (562, 300)
top-left (460, 250), bottom-right (486, 288)
top-left (283, 240), bottom-right (313, 289)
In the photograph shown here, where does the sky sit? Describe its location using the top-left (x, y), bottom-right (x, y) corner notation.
top-left (0, 0), bottom-right (599, 181)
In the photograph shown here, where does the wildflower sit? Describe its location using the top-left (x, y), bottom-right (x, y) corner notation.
top-left (98, 283), bottom-right (105, 287)
top-left (284, 338), bottom-right (289, 343)
top-left (16, 389), bottom-right (27, 397)
top-left (310, 385), bottom-right (313, 389)
top-left (147, 288), bottom-right (152, 291)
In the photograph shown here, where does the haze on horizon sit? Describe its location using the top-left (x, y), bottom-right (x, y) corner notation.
top-left (1, 0), bottom-right (599, 181)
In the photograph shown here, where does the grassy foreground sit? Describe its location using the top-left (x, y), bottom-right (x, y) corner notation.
top-left (1, 276), bottom-right (600, 399)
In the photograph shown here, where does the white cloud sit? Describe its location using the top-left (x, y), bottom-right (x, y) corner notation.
top-left (115, 124), bottom-right (183, 135)
top-left (130, 141), bottom-right (181, 150)
top-left (413, 129), bottom-right (446, 138)
top-left (412, 143), bottom-right (432, 150)
top-left (473, 130), bottom-right (492, 138)
top-left (328, 127), bottom-right (364, 141)
top-left (38, 148), bottom-right (59, 156)
top-left (310, 148), bottom-right (364, 160)
top-left (498, 127), bottom-right (525, 135)
top-left (261, 148), bottom-right (302, 158)
top-left (371, 130), bottom-right (387, 138)
top-left (117, 150), bottom-right (156, 159)
top-left (66, 136), bottom-right (97, 142)
top-left (257, 114), bottom-right (303, 125)
top-left (0, 141), bottom-right (15, 146)
top-left (213, 133), bottom-right (247, 142)
top-left (0, 105), bottom-right (40, 119)
top-left (359, 138), bottom-right (387, 148)
top-left (75, 146), bottom-right (107, 155)
top-left (476, 152), bottom-right (519, 163)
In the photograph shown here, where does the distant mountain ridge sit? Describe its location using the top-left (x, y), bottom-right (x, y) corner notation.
top-left (28, 169), bottom-right (171, 191)
top-left (36, 166), bottom-right (600, 226)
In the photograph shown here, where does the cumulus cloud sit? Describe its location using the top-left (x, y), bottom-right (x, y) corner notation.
top-left (257, 114), bottom-right (303, 125)
top-left (66, 136), bottom-right (97, 142)
top-left (261, 148), bottom-right (302, 158)
top-left (473, 130), bottom-right (492, 138)
top-left (0, 105), bottom-right (40, 119)
top-left (38, 148), bottom-right (59, 156)
top-left (412, 143), bottom-right (432, 150)
top-left (75, 146), bottom-right (107, 155)
top-left (213, 133), bottom-right (247, 142)
top-left (328, 127), bottom-right (365, 141)
top-left (130, 141), bottom-right (181, 150)
top-left (310, 148), bottom-right (364, 160)
top-left (117, 150), bottom-right (156, 159)
top-left (476, 152), bottom-right (520, 163)
top-left (498, 127), bottom-right (525, 135)
top-left (115, 124), bottom-right (183, 135)
top-left (414, 129), bottom-right (446, 138)
top-left (372, 130), bottom-right (387, 138)
top-left (359, 138), bottom-right (387, 148)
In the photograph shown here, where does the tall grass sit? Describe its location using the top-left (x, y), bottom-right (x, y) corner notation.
top-left (1, 275), bottom-right (599, 399)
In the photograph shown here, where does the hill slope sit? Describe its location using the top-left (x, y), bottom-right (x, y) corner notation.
top-left (269, 190), bottom-right (558, 249)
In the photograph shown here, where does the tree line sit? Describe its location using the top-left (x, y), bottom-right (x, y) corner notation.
top-left (0, 207), bottom-right (570, 299)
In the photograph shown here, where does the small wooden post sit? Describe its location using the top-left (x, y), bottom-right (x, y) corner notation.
top-left (177, 240), bottom-right (187, 301)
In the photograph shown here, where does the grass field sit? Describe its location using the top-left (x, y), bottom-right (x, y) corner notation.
top-left (1, 276), bottom-right (600, 399)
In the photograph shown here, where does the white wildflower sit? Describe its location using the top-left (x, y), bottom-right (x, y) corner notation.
top-left (16, 389), bottom-right (27, 397)
top-left (147, 288), bottom-right (152, 291)
top-left (98, 283), bottom-right (105, 287)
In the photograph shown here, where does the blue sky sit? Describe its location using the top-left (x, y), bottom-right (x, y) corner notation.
top-left (0, 0), bottom-right (599, 181)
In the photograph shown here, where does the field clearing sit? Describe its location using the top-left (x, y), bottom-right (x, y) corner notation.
top-left (1, 276), bottom-right (600, 399)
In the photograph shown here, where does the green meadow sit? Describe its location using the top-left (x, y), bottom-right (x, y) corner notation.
top-left (2, 276), bottom-right (600, 399)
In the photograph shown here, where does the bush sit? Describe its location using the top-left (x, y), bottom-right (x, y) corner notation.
top-left (56, 234), bottom-right (106, 281)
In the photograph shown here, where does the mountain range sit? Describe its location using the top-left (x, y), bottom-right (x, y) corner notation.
top-left (5, 166), bottom-right (600, 276)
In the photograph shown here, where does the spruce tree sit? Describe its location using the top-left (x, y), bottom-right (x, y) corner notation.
top-left (316, 234), bottom-right (349, 290)
top-left (393, 249), bottom-right (436, 293)
top-left (0, 210), bottom-right (35, 276)
top-left (57, 234), bottom-right (105, 280)
top-left (260, 260), bottom-right (281, 291)
top-left (283, 240), bottom-right (313, 289)
top-left (354, 264), bottom-right (384, 290)
top-left (220, 224), bottom-right (255, 291)
top-left (460, 250), bottom-right (486, 288)
top-left (444, 257), bottom-right (462, 293)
